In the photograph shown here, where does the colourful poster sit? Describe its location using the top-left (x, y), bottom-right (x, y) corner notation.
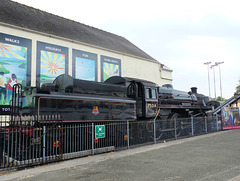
top-left (221, 107), bottom-right (240, 130)
top-left (101, 55), bottom-right (121, 82)
top-left (0, 33), bottom-right (31, 114)
top-left (37, 42), bottom-right (68, 87)
top-left (72, 49), bottom-right (97, 81)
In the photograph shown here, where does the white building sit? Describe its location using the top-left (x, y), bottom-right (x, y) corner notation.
top-left (0, 0), bottom-right (172, 112)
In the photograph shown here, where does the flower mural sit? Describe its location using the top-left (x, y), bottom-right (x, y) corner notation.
top-left (103, 62), bottom-right (119, 81)
top-left (37, 42), bottom-right (68, 87)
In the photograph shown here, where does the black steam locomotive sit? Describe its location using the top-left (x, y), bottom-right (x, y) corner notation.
top-left (17, 74), bottom-right (217, 135)
top-left (3, 74), bottom-right (218, 163)
top-left (1, 74), bottom-right (219, 165)
top-left (5, 74), bottom-right (217, 150)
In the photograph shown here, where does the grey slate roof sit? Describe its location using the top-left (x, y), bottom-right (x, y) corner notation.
top-left (0, 0), bottom-right (157, 62)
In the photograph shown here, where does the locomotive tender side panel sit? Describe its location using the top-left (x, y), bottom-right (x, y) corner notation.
top-left (37, 96), bottom-right (136, 122)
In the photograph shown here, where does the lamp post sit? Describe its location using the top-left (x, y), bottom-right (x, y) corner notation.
top-left (215, 61), bottom-right (224, 101)
top-left (210, 64), bottom-right (217, 100)
top-left (204, 62), bottom-right (211, 99)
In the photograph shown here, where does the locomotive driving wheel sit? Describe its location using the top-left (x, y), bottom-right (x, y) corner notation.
top-left (168, 113), bottom-right (183, 137)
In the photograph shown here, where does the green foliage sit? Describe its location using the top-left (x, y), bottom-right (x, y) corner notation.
top-left (0, 93), bottom-right (9, 105)
top-left (236, 79), bottom-right (240, 93)
top-left (216, 96), bottom-right (226, 102)
top-left (0, 66), bottom-right (10, 74)
top-left (40, 74), bottom-right (52, 78)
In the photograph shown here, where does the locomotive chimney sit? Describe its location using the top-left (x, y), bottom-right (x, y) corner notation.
top-left (191, 87), bottom-right (197, 94)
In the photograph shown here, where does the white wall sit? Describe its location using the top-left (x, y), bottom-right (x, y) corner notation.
top-left (0, 23), bottom-right (172, 86)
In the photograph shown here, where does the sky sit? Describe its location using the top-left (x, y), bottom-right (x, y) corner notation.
top-left (12, 0), bottom-right (240, 99)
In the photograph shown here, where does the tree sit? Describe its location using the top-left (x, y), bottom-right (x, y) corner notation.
top-left (216, 96), bottom-right (226, 102)
top-left (0, 64), bottom-right (10, 74)
top-left (236, 79), bottom-right (240, 93)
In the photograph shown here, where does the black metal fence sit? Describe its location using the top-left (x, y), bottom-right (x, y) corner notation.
top-left (0, 115), bottom-right (220, 171)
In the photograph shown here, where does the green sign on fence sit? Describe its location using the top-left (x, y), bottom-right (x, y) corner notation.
top-left (95, 125), bottom-right (105, 139)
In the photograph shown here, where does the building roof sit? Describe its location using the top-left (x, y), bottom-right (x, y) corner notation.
top-left (0, 0), bottom-right (157, 62)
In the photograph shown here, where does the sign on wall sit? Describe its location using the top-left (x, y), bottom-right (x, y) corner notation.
top-left (72, 49), bottom-right (97, 81)
top-left (221, 107), bottom-right (240, 130)
top-left (101, 55), bottom-right (121, 82)
top-left (0, 33), bottom-right (31, 114)
top-left (36, 41), bottom-right (68, 87)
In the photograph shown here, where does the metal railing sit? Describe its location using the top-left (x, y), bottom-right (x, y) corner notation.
top-left (0, 115), bottom-right (220, 171)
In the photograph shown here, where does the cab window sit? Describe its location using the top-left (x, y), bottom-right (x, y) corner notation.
top-left (145, 88), bottom-right (157, 99)
top-left (145, 88), bottom-right (151, 99)
top-left (127, 83), bottom-right (136, 97)
top-left (152, 89), bottom-right (157, 99)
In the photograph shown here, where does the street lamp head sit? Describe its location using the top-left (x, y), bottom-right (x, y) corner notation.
top-left (210, 64), bottom-right (217, 69)
top-left (204, 62), bottom-right (212, 65)
top-left (215, 61), bottom-right (224, 66)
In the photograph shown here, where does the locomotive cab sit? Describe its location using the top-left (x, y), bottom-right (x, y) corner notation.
top-left (105, 76), bottom-right (158, 119)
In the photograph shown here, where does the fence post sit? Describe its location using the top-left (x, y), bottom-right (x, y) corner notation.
top-left (205, 116), bottom-right (207, 134)
top-left (191, 117), bottom-right (194, 136)
top-left (43, 126), bottom-right (46, 162)
top-left (154, 119), bottom-right (156, 144)
top-left (3, 118), bottom-right (6, 167)
top-left (127, 120), bottom-right (130, 149)
top-left (215, 114), bottom-right (218, 131)
top-left (174, 119), bottom-right (177, 140)
top-left (92, 123), bottom-right (94, 155)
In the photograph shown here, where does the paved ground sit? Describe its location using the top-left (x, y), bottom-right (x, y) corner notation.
top-left (1, 130), bottom-right (240, 181)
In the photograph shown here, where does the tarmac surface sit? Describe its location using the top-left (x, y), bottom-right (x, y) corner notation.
top-left (1, 129), bottom-right (240, 181)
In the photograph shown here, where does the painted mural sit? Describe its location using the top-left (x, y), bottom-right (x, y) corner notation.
top-left (101, 55), bottom-right (121, 82)
top-left (72, 49), bottom-right (97, 81)
top-left (221, 107), bottom-right (240, 130)
top-left (0, 33), bottom-right (31, 113)
top-left (37, 42), bottom-right (68, 87)
top-left (0, 34), bottom-right (124, 115)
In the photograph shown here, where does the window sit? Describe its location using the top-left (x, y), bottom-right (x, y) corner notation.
top-left (152, 89), bottom-right (157, 99)
top-left (145, 88), bottom-right (157, 99)
top-left (145, 88), bottom-right (151, 99)
top-left (127, 83), bottom-right (136, 97)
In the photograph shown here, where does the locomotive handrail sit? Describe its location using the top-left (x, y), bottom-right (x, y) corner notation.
top-left (11, 83), bottom-right (23, 123)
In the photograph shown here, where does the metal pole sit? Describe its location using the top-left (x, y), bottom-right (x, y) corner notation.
top-left (43, 126), bottom-right (46, 162)
top-left (174, 119), bottom-right (177, 140)
top-left (92, 123), bottom-right (94, 155)
top-left (154, 119), bottom-right (156, 144)
top-left (204, 62), bottom-right (211, 99)
top-left (213, 66), bottom-right (216, 100)
top-left (210, 64), bottom-right (217, 100)
top-left (215, 62), bottom-right (224, 101)
top-left (191, 117), bottom-right (194, 136)
top-left (205, 116), bottom-right (207, 134)
top-left (127, 120), bottom-right (129, 149)
top-left (219, 65), bottom-right (222, 101)
top-left (216, 114), bottom-right (219, 131)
